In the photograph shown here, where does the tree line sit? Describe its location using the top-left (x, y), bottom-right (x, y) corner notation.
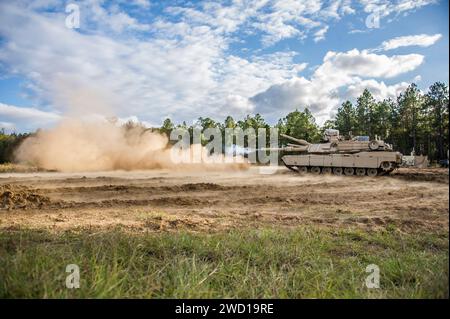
top-left (327, 82), bottom-right (449, 160)
top-left (0, 81), bottom-right (448, 164)
top-left (0, 130), bottom-right (30, 164)
top-left (159, 82), bottom-right (448, 161)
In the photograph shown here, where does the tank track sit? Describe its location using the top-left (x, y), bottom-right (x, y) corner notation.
top-left (282, 161), bottom-right (395, 177)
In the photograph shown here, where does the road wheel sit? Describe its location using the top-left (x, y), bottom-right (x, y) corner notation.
top-left (344, 167), bottom-right (354, 176)
top-left (297, 166), bottom-right (308, 174)
top-left (322, 167), bottom-right (332, 174)
top-left (356, 168), bottom-right (366, 176)
top-left (333, 167), bottom-right (343, 175)
top-left (367, 168), bottom-right (378, 177)
top-left (310, 166), bottom-right (321, 174)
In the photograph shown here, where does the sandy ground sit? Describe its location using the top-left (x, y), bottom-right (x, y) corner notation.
top-left (0, 167), bottom-right (448, 233)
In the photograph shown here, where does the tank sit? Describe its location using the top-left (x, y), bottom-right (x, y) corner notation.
top-left (278, 129), bottom-right (402, 176)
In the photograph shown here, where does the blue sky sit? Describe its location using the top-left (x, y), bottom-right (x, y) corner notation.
top-left (0, 0), bottom-right (448, 132)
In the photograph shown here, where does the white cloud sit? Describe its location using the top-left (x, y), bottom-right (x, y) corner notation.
top-left (319, 0), bottom-right (355, 19)
top-left (340, 0), bottom-right (356, 15)
top-left (360, 0), bottom-right (437, 18)
top-left (83, 0), bottom-right (151, 33)
top-left (0, 0), bottom-right (437, 130)
top-left (0, 2), bottom-right (304, 126)
top-left (250, 48), bottom-right (424, 123)
top-left (0, 102), bottom-right (61, 131)
top-left (225, 95), bottom-right (255, 114)
top-left (164, 0), bottom-right (359, 47)
top-left (252, 0), bottom-right (327, 46)
top-left (252, 0), bottom-right (435, 46)
top-left (344, 79), bottom-right (410, 101)
top-left (0, 103), bottom-right (61, 121)
top-left (131, 0), bottom-right (151, 9)
top-left (316, 49), bottom-right (424, 78)
top-left (313, 26), bottom-right (329, 42)
top-left (379, 33), bottom-right (442, 51)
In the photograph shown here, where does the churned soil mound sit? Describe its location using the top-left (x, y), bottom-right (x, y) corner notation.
top-left (0, 167), bottom-right (447, 233)
top-left (0, 184), bottom-right (51, 210)
top-left (391, 167), bottom-right (449, 183)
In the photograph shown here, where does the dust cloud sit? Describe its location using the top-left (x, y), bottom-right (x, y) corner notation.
top-left (14, 79), bottom-right (248, 172)
top-left (15, 119), bottom-right (248, 172)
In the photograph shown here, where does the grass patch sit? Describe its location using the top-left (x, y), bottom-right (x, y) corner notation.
top-left (0, 226), bottom-right (448, 298)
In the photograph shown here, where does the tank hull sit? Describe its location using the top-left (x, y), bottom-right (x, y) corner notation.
top-left (282, 151), bottom-right (402, 176)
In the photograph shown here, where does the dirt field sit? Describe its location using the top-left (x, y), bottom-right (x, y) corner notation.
top-left (1, 167), bottom-right (448, 234)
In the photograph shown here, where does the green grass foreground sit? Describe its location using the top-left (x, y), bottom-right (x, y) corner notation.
top-left (0, 226), bottom-right (448, 298)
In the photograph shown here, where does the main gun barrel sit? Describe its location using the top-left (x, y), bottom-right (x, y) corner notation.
top-left (261, 145), bottom-right (308, 152)
top-left (280, 134), bottom-right (310, 146)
